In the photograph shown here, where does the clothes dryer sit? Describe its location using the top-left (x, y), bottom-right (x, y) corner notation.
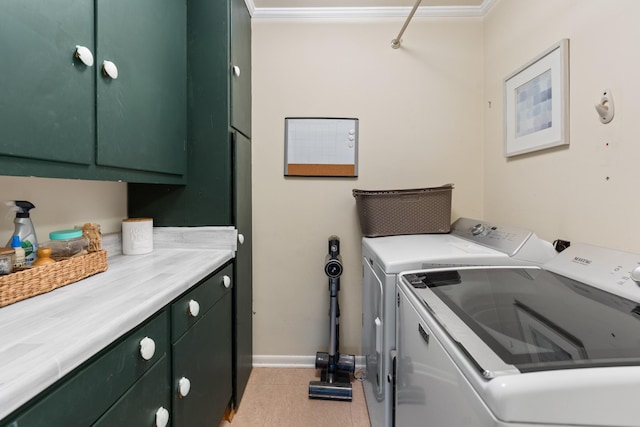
top-left (361, 217), bottom-right (557, 427)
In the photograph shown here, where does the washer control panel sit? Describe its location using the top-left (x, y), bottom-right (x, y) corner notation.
top-left (545, 242), bottom-right (640, 302)
top-left (451, 217), bottom-right (534, 256)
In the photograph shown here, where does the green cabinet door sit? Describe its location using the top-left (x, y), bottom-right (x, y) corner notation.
top-left (172, 291), bottom-right (233, 426)
top-left (0, 0), bottom-right (94, 165)
top-left (96, 0), bottom-right (186, 176)
top-left (92, 356), bottom-right (171, 427)
top-left (230, 0), bottom-right (252, 138)
top-left (233, 131), bottom-right (253, 407)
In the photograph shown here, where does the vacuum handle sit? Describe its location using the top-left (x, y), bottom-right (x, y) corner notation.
top-left (328, 235), bottom-right (340, 258)
top-left (325, 235), bottom-right (343, 278)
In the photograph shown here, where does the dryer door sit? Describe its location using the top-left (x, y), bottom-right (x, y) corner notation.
top-left (362, 256), bottom-right (384, 399)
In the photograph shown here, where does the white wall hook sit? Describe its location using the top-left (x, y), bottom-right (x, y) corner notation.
top-left (595, 89), bottom-right (614, 124)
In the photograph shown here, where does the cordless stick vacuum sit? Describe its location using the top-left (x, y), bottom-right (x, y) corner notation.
top-left (309, 235), bottom-right (356, 401)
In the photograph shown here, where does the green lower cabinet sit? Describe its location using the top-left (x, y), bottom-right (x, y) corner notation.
top-left (3, 311), bottom-right (168, 427)
top-left (172, 291), bottom-right (233, 426)
top-left (92, 356), bottom-right (171, 427)
top-left (0, 265), bottom-right (236, 427)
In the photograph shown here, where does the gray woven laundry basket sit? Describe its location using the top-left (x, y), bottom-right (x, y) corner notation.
top-left (352, 184), bottom-right (453, 237)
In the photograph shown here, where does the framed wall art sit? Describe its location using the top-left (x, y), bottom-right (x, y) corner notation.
top-left (504, 39), bottom-right (569, 157)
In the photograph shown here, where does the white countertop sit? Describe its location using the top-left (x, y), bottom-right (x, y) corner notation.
top-left (0, 227), bottom-right (236, 420)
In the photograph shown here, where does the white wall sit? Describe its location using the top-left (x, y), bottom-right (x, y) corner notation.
top-left (252, 17), bottom-right (484, 357)
top-left (0, 176), bottom-right (127, 244)
top-left (483, 0), bottom-right (640, 253)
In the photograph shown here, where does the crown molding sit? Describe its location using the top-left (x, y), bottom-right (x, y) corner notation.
top-left (247, 0), bottom-right (497, 19)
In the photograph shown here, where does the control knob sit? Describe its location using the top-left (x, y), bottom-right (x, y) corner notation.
top-left (471, 223), bottom-right (486, 236)
top-left (631, 266), bottom-right (640, 284)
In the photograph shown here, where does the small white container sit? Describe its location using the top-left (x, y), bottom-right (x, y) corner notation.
top-left (122, 218), bottom-right (153, 255)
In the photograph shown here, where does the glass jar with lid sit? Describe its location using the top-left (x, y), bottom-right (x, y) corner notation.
top-left (41, 229), bottom-right (89, 260)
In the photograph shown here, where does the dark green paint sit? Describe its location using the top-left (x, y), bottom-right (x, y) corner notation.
top-left (2, 310), bottom-right (168, 426)
top-left (173, 291), bottom-right (233, 426)
top-left (0, 0), bottom-right (94, 165)
top-left (233, 131), bottom-right (253, 407)
top-left (92, 356), bottom-right (171, 427)
top-left (96, 0), bottom-right (187, 175)
top-left (231, 0), bottom-right (252, 138)
top-left (127, 0), bottom-right (232, 224)
top-left (171, 264), bottom-right (233, 342)
top-left (128, 0), bottom-right (253, 411)
top-left (0, 0), bottom-right (186, 183)
top-left (0, 155), bottom-right (185, 184)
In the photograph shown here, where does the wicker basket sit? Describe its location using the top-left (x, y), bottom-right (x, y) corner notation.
top-left (353, 184), bottom-right (453, 237)
top-left (0, 250), bottom-right (108, 308)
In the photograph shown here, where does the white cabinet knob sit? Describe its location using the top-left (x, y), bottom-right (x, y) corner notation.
top-left (102, 60), bottom-right (119, 79)
top-left (232, 65), bottom-right (241, 77)
top-left (155, 407), bottom-right (170, 427)
top-left (178, 377), bottom-right (191, 398)
top-left (139, 336), bottom-right (156, 360)
top-left (222, 275), bottom-right (232, 289)
top-left (238, 233), bottom-right (245, 245)
top-left (75, 45), bottom-right (94, 67)
top-left (188, 299), bottom-right (200, 317)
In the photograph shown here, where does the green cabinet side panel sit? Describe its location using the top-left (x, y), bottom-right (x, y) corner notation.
top-left (172, 291), bottom-right (233, 426)
top-left (4, 311), bottom-right (169, 426)
top-left (96, 0), bottom-right (187, 175)
top-left (230, 0), bottom-right (252, 138)
top-left (92, 356), bottom-right (171, 427)
top-left (233, 132), bottom-right (253, 407)
top-left (0, 0), bottom-right (94, 165)
top-left (127, 0), bottom-right (232, 225)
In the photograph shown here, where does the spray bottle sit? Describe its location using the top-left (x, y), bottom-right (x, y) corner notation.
top-left (6, 201), bottom-right (38, 266)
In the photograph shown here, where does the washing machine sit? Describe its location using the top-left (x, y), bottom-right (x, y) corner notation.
top-left (361, 217), bottom-right (557, 427)
top-left (395, 242), bottom-right (640, 426)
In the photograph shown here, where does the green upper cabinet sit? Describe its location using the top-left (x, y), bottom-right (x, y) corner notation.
top-left (96, 0), bottom-right (186, 175)
top-left (230, 0), bottom-right (252, 138)
top-left (0, 0), bottom-right (95, 165)
top-left (0, 0), bottom-right (186, 183)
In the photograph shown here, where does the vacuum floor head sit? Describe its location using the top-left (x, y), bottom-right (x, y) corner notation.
top-left (308, 380), bottom-right (353, 401)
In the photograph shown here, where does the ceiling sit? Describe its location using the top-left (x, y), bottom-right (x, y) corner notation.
top-left (247, 0), bottom-right (492, 18)
top-left (252, 0), bottom-right (484, 7)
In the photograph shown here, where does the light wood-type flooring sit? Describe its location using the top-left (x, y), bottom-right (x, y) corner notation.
top-left (219, 368), bottom-right (371, 427)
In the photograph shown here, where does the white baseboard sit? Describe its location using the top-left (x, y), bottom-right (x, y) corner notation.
top-left (253, 354), bottom-right (366, 369)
